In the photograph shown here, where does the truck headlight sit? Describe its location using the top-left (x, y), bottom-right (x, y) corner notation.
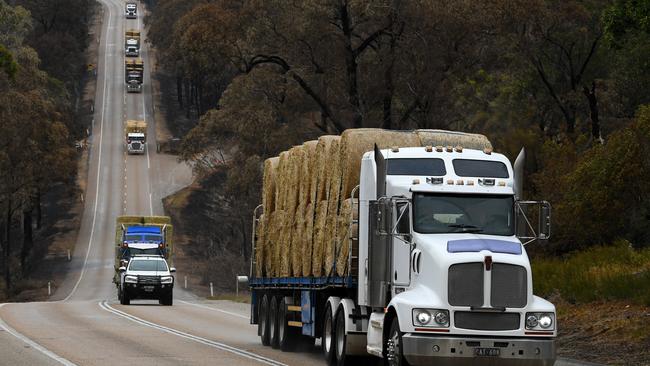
top-left (413, 309), bottom-right (449, 327)
top-left (125, 275), bottom-right (138, 283)
top-left (526, 312), bottom-right (554, 330)
top-left (160, 276), bottom-right (173, 284)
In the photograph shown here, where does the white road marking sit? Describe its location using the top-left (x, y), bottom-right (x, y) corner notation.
top-left (178, 300), bottom-right (249, 320)
top-left (149, 193), bottom-right (153, 215)
top-left (63, 0), bottom-right (114, 303)
top-left (98, 301), bottom-right (286, 366)
top-left (1, 307), bottom-right (78, 365)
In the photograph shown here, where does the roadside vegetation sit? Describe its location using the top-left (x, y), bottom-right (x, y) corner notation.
top-left (0, 0), bottom-right (96, 300)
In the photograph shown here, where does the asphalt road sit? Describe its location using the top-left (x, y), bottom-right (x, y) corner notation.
top-left (0, 1), bottom-right (600, 365)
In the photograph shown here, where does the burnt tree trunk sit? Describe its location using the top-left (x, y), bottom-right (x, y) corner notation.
top-left (21, 210), bottom-right (33, 276)
top-left (4, 199), bottom-right (12, 292)
top-left (177, 75), bottom-right (184, 109)
top-left (583, 81), bottom-right (602, 143)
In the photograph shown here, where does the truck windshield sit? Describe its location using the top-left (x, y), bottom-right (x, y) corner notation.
top-left (413, 193), bottom-right (514, 236)
top-left (125, 234), bottom-right (161, 242)
top-left (129, 260), bottom-right (168, 272)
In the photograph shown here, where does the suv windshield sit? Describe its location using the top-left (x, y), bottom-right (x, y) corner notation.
top-left (413, 193), bottom-right (514, 236)
top-left (129, 260), bottom-right (168, 272)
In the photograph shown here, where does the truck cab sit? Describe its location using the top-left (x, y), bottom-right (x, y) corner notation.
top-left (119, 225), bottom-right (164, 261)
top-left (126, 132), bottom-right (146, 154)
top-left (359, 147), bottom-right (555, 366)
top-left (125, 3), bottom-right (137, 18)
top-left (125, 39), bottom-right (139, 57)
top-left (118, 255), bottom-right (175, 306)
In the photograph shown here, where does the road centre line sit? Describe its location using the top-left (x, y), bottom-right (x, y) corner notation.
top-left (63, 0), bottom-right (114, 303)
top-left (0, 304), bottom-right (78, 366)
top-left (178, 300), bottom-right (249, 320)
top-left (98, 301), bottom-right (286, 366)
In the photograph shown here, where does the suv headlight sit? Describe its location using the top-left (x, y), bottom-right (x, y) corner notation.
top-left (124, 275), bottom-right (138, 283)
top-left (160, 276), bottom-right (173, 284)
top-left (525, 312), bottom-right (555, 330)
top-left (412, 309), bottom-right (449, 327)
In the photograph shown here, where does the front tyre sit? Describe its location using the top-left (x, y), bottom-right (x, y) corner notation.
top-left (386, 317), bottom-right (409, 366)
top-left (120, 287), bottom-right (130, 305)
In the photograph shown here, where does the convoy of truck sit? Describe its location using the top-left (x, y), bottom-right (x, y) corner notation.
top-left (125, 119), bottom-right (147, 154)
top-left (247, 129), bottom-right (556, 366)
top-left (113, 216), bottom-right (175, 306)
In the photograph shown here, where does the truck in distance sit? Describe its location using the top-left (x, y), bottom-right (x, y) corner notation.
top-left (125, 120), bottom-right (146, 154)
top-left (125, 29), bottom-right (140, 57)
top-left (118, 255), bottom-right (175, 306)
top-left (125, 58), bottom-right (143, 93)
top-left (247, 129), bottom-right (555, 366)
top-left (125, 2), bottom-right (137, 18)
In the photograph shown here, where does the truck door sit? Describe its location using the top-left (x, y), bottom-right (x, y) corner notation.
top-left (392, 202), bottom-right (411, 287)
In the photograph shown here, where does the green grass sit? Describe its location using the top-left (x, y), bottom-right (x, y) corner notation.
top-left (532, 240), bottom-right (650, 305)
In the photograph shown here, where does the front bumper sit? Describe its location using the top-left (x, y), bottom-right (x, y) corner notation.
top-left (402, 334), bottom-right (555, 366)
top-left (124, 283), bottom-right (172, 300)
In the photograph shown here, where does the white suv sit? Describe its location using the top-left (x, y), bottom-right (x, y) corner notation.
top-left (118, 255), bottom-right (175, 306)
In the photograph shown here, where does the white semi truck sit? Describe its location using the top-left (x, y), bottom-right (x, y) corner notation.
top-left (248, 130), bottom-right (555, 366)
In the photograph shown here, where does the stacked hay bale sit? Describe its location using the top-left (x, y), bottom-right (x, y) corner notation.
top-left (256, 128), bottom-right (491, 278)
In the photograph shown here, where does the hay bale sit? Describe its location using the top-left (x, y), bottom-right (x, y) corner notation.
top-left (269, 210), bottom-right (286, 277)
top-left (262, 157), bottom-right (279, 219)
top-left (255, 214), bottom-right (266, 277)
top-left (283, 146), bottom-right (303, 218)
top-left (339, 129), bottom-right (420, 200)
top-left (323, 213), bottom-right (338, 276)
top-left (312, 201), bottom-right (328, 277)
top-left (143, 216), bottom-right (172, 225)
top-left (300, 141), bottom-right (318, 207)
top-left (301, 202), bottom-right (315, 276)
top-left (279, 210), bottom-right (293, 277)
top-left (274, 152), bottom-right (289, 212)
top-left (311, 136), bottom-right (340, 205)
top-left (291, 203), bottom-right (306, 276)
top-left (416, 129), bottom-right (492, 150)
top-left (336, 199), bottom-right (358, 276)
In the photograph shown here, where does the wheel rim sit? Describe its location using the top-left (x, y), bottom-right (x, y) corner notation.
top-left (279, 304), bottom-right (285, 341)
top-left (324, 310), bottom-right (332, 353)
top-left (336, 312), bottom-right (345, 358)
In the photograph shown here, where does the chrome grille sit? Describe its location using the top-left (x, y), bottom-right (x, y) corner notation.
top-left (448, 263), bottom-right (483, 307)
top-left (138, 276), bottom-right (160, 284)
top-left (491, 263), bottom-right (527, 308)
top-left (131, 142), bottom-right (141, 150)
top-left (454, 311), bottom-right (520, 331)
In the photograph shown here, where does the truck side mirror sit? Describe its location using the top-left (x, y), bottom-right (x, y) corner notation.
top-left (169, 267), bottom-right (176, 273)
top-left (394, 202), bottom-right (411, 240)
top-left (515, 200), bottom-right (552, 245)
top-left (119, 266), bottom-right (127, 272)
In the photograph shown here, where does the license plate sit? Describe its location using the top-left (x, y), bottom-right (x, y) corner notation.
top-left (474, 348), bottom-right (500, 357)
top-left (143, 286), bottom-right (154, 292)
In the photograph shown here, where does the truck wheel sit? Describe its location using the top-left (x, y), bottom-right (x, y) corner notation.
top-left (259, 295), bottom-right (271, 346)
top-left (334, 306), bottom-right (348, 366)
top-left (269, 296), bottom-right (280, 349)
top-left (322, 305), bottom-right (336, 365)
top-left (120, 289), bottom-right (130, 305)
top-left (386, 317), bottom-right (409, 366)
top-left (278, 297), bottom-right (297, 351)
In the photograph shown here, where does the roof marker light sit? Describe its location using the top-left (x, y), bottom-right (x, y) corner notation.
top-left (455, 146), bottom-right (463, 152)
top-left (467, 180), bottom-right (474, 186)
top-left (446, 146), bottom-right (453, 152)
top-left (391, 146), bottom-right (399, 152)
top-left (498, 181), bottom-right (506, 187)
top-left (447, 179), bottom-right (454, 185)
top-left (456, 180), bottom-right (464, 185)
top-left (425, 145), bottom-right (433, 152)
top-left (435, 146), bottom-right (444, 152)
top-left (483, 147), bottom-right (493, 155)
top-left (412, 179), bottom-right (420, 185)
